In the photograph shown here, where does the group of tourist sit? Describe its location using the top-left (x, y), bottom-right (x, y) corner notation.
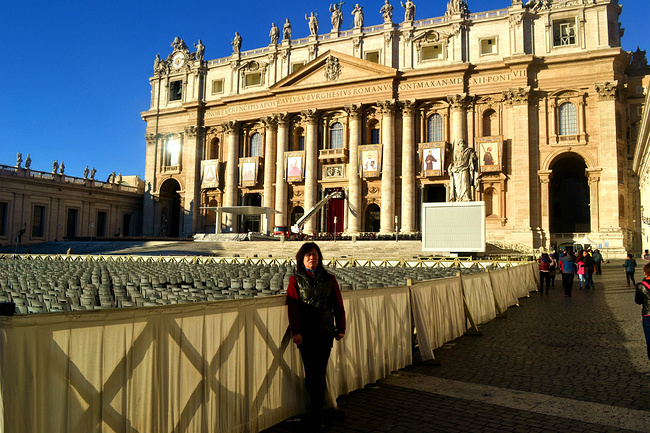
top-left (539, 248), bottom-right (650, 362)
top-left (538, 248), bottom-right (604, 297)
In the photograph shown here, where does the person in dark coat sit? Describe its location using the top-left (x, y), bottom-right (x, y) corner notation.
top-left (538, 253), bottom-right (551, 295)
top-left (559, 250), bottom-right (577, 297)
top-left (623, 253), bottom-right (638, 287)
top-left (634, 262), bottom-right (650, 360)
top-left (581, 250), bottom-right (595, 290)
top-left (287, 242), bottom-right (346, 429)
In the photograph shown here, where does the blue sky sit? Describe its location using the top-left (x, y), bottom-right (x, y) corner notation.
top-left (1, 0), bottom-right (647, 181)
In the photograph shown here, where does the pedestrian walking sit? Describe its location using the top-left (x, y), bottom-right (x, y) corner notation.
top-left (592, 249), bottom-right (603, 275)
top-left (634, 262), bottom-right (650, 361)
top-left (581, 250), bottom-right (595, 290)
top-left (549, 251), bottom-right (559, 286)
top-left (287, 242), bottom-right (346, 430)
top-left (623, 253), bottom-right (638, 287)
top-left (576, 251), bottom-right (585, 289)
top-left (538, 253), bottom-right (551, 295)
top-left (559, 250), bottom-right (577, 297)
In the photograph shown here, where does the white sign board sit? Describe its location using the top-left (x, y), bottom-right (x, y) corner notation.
top-left (422, 202), bottom-right (486, 253)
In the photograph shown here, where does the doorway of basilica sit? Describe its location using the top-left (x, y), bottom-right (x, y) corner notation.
top-left (159, 179), bottom-right (182, 237)
top-left (549, 155), bottom-right (591, 236)
top-left (241, 193), bottom-right (261, 233)
top-left (365, 204), bottom-right (380, 233)
top-left (324, 188), bottom-right (345, 235)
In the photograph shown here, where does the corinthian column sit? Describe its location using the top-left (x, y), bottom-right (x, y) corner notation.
top-left (223, 121), bottom-right (239, 231)
top-left (401, 100), bottom-right (416, 233)
top-left (378, 100), bottom-right (396, 233)
top-left (262, 116), bottom-right (278, 233)
top-left (275, 113), bottom-right (289, 227)
top-left (302, 109), bottom-right (320, 234)
top-left (344, 104), bottom-right (363, 234)
top-left (447, 93), bottom-right (473, 143)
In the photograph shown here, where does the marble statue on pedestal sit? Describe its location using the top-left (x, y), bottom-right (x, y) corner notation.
top-left (352, 4), bottom-right (364, 28)
top-left (401, 0), bottom-right (415, 21)
top-left (380, 0), bottom-right (393, 23)
top-left (449, 139), bottom-right (478, 202)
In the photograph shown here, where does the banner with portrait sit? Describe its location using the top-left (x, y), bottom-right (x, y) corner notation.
top-left (201, 159), bottom-right (219, 189)
top-left (419, 142), bottom-right (445, 177)
top-left (359, 144), bottom-right (382, 178)
top-left (239, 157), bottom-right (259, 187)
top-left (284, 151), bottom-right (305, 183)
top-left (476, 136), bottom-right (503, 173)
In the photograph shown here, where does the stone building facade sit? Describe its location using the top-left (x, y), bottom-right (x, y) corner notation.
top-left (141, 0), bottom-right (642, 257)
top-left (0, 165), bottom-right (144, 247)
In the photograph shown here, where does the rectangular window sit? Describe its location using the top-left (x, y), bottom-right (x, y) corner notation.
top-left (291, 62), bottom-right (305, 73)
top-left (298, 136), bottom-right (305, 151)
top-left (245, 73), bottom-right (262, 87)
top-left (97, 211), bottom-right (107, 237)
top-left (421, 44), bottom-right (443, 61)
top-left (31, 205), bottom-right (45, 238)
top-left (371, 129), bottom-right (380, 144)
top-left (637, 86), bottom-right (645, 95)
top-left (553, 20), bottom-right (576, 47)
top-left (212, 79), bottom-right (224, 94)
top-left (169, 80), bottom-right (183, 101)
top-left (0, 202), bottom-right (7, 236)
top-left (480, 38), bottom-right (497, 55)
top-left (366, 51), bottom-right (380, 63)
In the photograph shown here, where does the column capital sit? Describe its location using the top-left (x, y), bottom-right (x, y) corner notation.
top-left (300, 109), bottom-right (320, 123)
top-left (273, 112), bottom-right (290, 127)
top-left (594, 81), bottom-right (619, 101)
top-left (221, 120), bottom-right (239, 134)
top-left (261, 115), bottom-right (279, 129)
top-left (447, 93), bottom-right (474, 110)
top-left (145, 133), bottom-right (158, 146)
top-left (537, 169), bottom-right (553, 184)
top-left (377, 99), bottom-right (397, 115)
top-left (502, 86), bottom-right (531, 105)
top-left (401, 99), bottom-right (417, 117)
top-left (344, 103), bottom-right (364, 119)
top-left (586, 167), bottom-right (602, 183)
top-left (184, 125), bottom-right (201, 139)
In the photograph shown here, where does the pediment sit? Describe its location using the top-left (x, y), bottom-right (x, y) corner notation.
top-left (270, 50), bottom-right (397, 92)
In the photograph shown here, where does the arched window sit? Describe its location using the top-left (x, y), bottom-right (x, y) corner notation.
top-left (210, 138), bottom-right (219, 160)
top-left (482, 109), bottom-right (497, 137)
top-left (293, 127), bottom-right (305, 151)
top-left (165, 136), bottom-right (181, 167)
top-left (250, 132), bottom-right (262, 157)
top-left (427, 113), bottom-right (443, 142)
top-left (330, 122), bottom-right (344, 149)
top-left (369, 119), bottom-right (380, 144)
top-left (558, 102), bottom-right (577, 136)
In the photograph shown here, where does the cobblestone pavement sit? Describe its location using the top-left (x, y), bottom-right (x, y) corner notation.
top-left (263, 262), bottom-right (650, 433)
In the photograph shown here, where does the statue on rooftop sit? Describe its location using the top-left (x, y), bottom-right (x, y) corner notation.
top-left (330, 3), bottom-right (343, 32)
top-left (52, 160), bottom-right (58, 174)
top-left (16, 152), bottom-right (22, 168)
top-left (24, 154), bottom-right (31, 169)
top-left (232, 32), bottom-right (242, 53)
top-left (401, 0), bottom-right (415, 21)
top-left (306, 11), bottom-right (319, 36)
top-left (380, 0), bottom-right (393, 24)
top-left (84, 166), bottom-right (89, 179)
top-left (59, 161), bottom-right (65, 175)
top-left (90, 167), bottom-right (96, 180)
top-left (283, 18), bottom-right (292, 41)
top-left (352, 4), bottom-right (364, 28)
top-left (269, 23), bottom-right (280, 45)
top-left (194, 40), bottom-right (205, 61)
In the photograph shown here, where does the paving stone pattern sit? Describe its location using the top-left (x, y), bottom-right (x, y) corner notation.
top-left (263, 262), bottom-right (650, 433)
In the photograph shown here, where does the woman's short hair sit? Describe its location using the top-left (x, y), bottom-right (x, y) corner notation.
top-left (295, 242), bottom-right (324, 272)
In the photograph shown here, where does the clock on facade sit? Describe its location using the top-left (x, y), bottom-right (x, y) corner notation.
top-left (171, 52), bottom-right (185, 69)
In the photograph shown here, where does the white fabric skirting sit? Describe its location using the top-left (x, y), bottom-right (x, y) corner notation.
top-left (0, 264), bottom-right (536, 432)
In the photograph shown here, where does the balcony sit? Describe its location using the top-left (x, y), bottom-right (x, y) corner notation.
top-left (319, 148), bottom-right (348, 164)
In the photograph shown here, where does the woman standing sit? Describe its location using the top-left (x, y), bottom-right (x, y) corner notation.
top-left (287, 242), bottom-right (346, 429)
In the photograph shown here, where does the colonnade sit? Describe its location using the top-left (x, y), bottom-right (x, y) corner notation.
top-left (214, 96), bottom-right (489, 235)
